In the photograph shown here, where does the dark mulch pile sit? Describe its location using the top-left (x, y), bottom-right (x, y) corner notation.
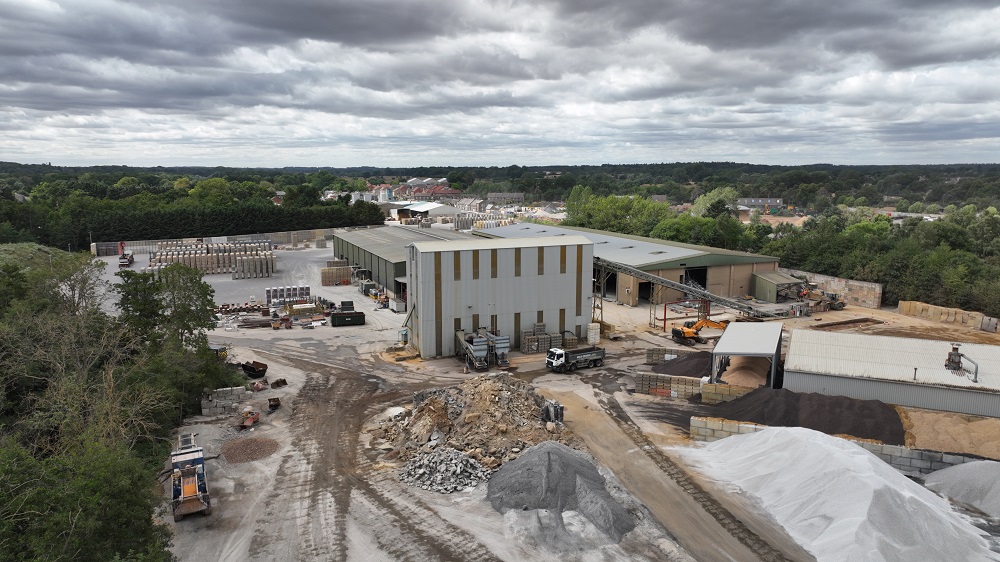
top-left (712, 387), bottom-right (905, 445)
top-left (651, 351), bottom-right (712, 378)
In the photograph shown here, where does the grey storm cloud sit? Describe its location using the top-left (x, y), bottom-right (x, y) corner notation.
top-left (0, 0), bottom-right (998, 166)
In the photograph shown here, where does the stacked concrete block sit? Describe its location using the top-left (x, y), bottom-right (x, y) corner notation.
top-left (587, 323), bottom-right (600, 345)
top-left (563, 335), bottom-right (578, 349)
top-left (780, 267), bottom-right (883, 309)
top-left (700, 383), bottom-right (755, 405)
top-left (898, 300), bottom-right (998, 332)
top-left (635, 373), bottom-right (701, 398)
top-left (635, 373), bottom-right (672, 397)
top-left (321, 266), bottom-right (353, 286)
top-left (200, 385), bottom-right (252, 416)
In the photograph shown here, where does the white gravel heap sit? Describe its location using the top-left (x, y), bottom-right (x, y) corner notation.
top-left (925, 460), bottom-right (1000, 519)
top-left (678, 427), bottom-right (998, 562)
top-left (399, 446), bottom-right (492, 493)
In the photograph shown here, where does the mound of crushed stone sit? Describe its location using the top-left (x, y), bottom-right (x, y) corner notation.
top-left (713, 387), bottom-right (905, 444)
top-left (925, 460), bottom-right (1000, 518)
top-left (678, 427), bottom-right (996, 562)
top-left (487, 441), bottom-right (636, 543)
top-left (651, 351), bottom-right (712, 377)
top-left (221, 437), bottom-right (280, 464)
top-left (372, 373), bottom-right (577, 470)
top-left (399, 447), bottom-right (492, 493)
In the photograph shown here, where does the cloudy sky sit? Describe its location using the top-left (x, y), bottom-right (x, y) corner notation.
top-left (1, 0), bottom-right (999, 167)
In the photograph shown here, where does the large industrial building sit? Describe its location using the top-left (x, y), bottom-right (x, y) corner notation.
top-left (331, 226), bottom-right (474, 299)
top-left (784, 330), bottom-right (1000, 418)
top-left (406, 236), bottom-right (593, 358)
top-left (476, 223), bottom-right (780, 306)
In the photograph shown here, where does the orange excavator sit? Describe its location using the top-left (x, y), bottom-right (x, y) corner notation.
top-left (671, 318), bottom-right (730, 346)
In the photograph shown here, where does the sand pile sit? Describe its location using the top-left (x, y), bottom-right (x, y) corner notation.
top-left (487, 441), bottom-right (636, 544)
top-left (678, 427), bottom-right (997, 561)
top-left (925, 460), bottom-right (1000, 518)
top-left (651, 351), bottom-right (711, 377)
top-left (372, 373), bottom-right (577, 470)
top-left (718, 356), bottom-right (770, 388)
top-left (713, 387), bottom-right (905, 444)
top-left (902, 408), bottom-right (1000, 459)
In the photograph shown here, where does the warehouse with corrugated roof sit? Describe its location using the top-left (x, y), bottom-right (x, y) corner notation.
top-left (476, 223), bottom-right (779, 306)
top-left (783, 329), bottom-right (1000, 418)
top-left (331, 226), bottom-right (475, 299)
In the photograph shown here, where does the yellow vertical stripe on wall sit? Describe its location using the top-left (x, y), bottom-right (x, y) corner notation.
top-left (560, 245), bottom-right (566, 274)
top-left (473, 250), bottom-right (480, 280)
top-left (434, 252), bottom-right (442, 357)
top-left (454, 250), bottom-right (461, 281)
top-left (491, 249), bottom-right (498, 279)
top-left (515, 248), bottom-right (521, 277)
top-left (514, 312), bottom-right (521, 349)
top-left (576, 244), bottom-right (583, 317)
top-left (537, 246), bottom-right (544, 275)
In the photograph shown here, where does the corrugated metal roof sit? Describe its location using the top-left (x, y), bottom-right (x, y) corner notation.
top-left (753, 271), bottom-right (802, 286)
top-left (477, 222), bottom-right (776, 269)
top-left (411, 235), bottom-right (592, 254)
top-left (334, 226), bottom-right (475, 264)
top-left (785, 329), bottom-right (1000, 392)
top-left (713, 322), bottom-right (784, 356)
top-left (478, 223), bottom-right (702, 267)
top-left (405, 202), bottom-right (442, 212)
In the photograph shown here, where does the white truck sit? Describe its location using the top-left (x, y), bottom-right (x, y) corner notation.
top-left (546, 346), bottom-right (605, 373)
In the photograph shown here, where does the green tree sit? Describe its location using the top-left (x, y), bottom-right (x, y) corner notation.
top-left (690, 187), bottom-right (739, 217)
top-left (156, 264), bottom-right (216, 348)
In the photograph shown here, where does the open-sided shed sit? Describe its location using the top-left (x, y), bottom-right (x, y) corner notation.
top-left (711, 322), bottom-right (784, 387)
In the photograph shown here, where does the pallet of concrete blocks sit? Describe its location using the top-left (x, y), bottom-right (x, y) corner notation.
top-left (563, 335), bottom-right (578, 349)
top-left (548, 332), bottom-right (563, 348)
top-left (536, 334), bottom-right (551, 351)
top-left (327, 259), bottom-right (349, 268)
top-left (521, 335), bottom-right (539, 354)
top-left (532, 322), bottom-right (546, 335)
top-left (587, 323), bottom-right (601, 345)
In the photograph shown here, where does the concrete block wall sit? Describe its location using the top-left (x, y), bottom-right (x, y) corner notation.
top-left (780, 267), bottom-right (883, 309)
top-left (634, 373), bottom-right (701, 398)
top-left (689, 417), bottom-right (983, 476)
top-left (898, 301), bottom-right (998, 333)
top-left (200, 385), bottom-right (252, 416)
top-left (700, 383), bottom-right (756, 404)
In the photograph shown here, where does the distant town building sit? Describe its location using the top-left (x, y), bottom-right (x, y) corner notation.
top-left (487, 192), bottom-right (525, 204)
top-left (738, 197), bottom-right (783, 209)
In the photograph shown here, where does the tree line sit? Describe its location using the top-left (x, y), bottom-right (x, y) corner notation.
top-left (563, 186), bottom-right (1000, 317)
top-left (0, 246), bottom-right (237, 560)
top-left (0, 171), bottom-right (383, 248)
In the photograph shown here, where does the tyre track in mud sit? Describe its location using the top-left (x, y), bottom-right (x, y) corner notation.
top-left (280, 355), bottom-right (505, 561)
top-left (593, 388), bottom-right (794, 562)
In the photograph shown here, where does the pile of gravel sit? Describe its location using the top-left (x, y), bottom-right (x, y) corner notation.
top-left (487, 441), bottom-right (635, 543)
top-left (713, 387), bottom-right (905, 445)
top-left (221, 437), bottom-right (280, 464)
top-left (651, 351), bottom-right (711, 377)
top-left (924, 460), bottom-right (1000, 518)
top-left (399, 447), bottom-right (492, 493)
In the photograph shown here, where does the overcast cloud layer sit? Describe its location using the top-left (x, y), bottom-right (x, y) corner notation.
top-left (1, 0), bottom-right (999, 167)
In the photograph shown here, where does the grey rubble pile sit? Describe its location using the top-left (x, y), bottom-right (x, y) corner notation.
top-left (373, 373), bottom-right (576, 471)
top-left (487, 441), bottom-right (636, 543)
top-left (399, 447), bottom-right (492, 493)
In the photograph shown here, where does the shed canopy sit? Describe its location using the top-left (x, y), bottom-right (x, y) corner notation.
top-left (713, 322), bottom-right (784, 356)
top-left (753, 271), bottom-right (802, 286)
